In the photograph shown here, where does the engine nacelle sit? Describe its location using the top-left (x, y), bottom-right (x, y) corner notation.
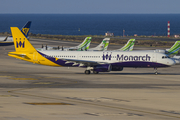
top-left (93, 64), bottom-right (124, 72)
top-left (111, 65), bottom-right (123, 71)
top-left (93, 64), bottom-right (111, 72)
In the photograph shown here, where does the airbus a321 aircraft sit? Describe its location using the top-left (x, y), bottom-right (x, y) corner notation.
top-left (9, 27), bottom-right (176, 74)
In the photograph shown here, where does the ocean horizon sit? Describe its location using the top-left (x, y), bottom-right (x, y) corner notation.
top-left (0, 14), bottom-right (180, 36)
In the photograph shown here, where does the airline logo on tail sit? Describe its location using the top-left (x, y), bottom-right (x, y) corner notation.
top-left (167, 41), bottom-right (180, 55)
top-left (88, 38), bottom-right (110, 51)
top-left (84, 37), bottom-right (92, 50)
top-left (11, 27), bottom-right (36, 52)
top-left (120, 39), bottom-right (135, 51)
top-left (77, 37), bottom-right (92, 51)
top-left (9, 27), bottom-right (59, 66)
top-left (22, 28), bottom-right (29, 36)
top-left (21, 21), bottom-right (31, 37)
top-left (16, 40), bottom-right (25, 48)
top-left (102, 38), bottom-right (110, 51)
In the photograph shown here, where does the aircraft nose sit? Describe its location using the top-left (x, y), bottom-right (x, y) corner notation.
top-left (168, 59), bottom-right (176, 66)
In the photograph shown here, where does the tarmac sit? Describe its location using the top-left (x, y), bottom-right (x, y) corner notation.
top-left (0, 38), bottom-right (180, 120)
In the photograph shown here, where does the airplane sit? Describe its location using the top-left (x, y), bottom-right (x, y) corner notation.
top-left (37, 37), bottom-right (92, 51)
top-left (0, 21), bottom-right (31, 46)
top-left (115, 39), bottom-right (135, 51)
top-left (133, 41), bottom-right (180, 56)
top-left (88, 38), bottom-right (110, 51)
top-left (9, 27), bottom-right (176, 75)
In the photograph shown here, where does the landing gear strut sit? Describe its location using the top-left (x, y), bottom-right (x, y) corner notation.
top-left (84, 67), bottom-right (99, 74)
top-left (154, 67), bottom-right (158, 75)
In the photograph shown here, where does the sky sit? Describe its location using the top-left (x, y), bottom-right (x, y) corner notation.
top-left (1, 0), bottom-right (180, 14)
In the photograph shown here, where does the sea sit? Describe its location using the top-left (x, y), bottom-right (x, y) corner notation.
top-left (0, 14), bottom-right (180, 36)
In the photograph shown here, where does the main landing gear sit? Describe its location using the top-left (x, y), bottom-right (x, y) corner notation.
top-left (84, 70), bottom-right (99, 75)
top-left (85, 70), bottom-right (91, 74)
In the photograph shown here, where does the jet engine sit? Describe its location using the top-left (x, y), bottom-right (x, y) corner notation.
top-left (93, 64), bottom-right (111, 72)
top-left (111, 65), bottom-right (123, 71)
top-left (93, 64), bottom-right (123, 72)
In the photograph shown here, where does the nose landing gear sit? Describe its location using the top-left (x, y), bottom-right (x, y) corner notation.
top-left (154, 67), bottom-right (158, 75)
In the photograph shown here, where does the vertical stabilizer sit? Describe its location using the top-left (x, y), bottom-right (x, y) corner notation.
top-left (88, 38), bottom-right (110, 51)
top-left (118, 39), bottom-right (135, 51)
top-left (167, 41), bottom-right (180, 55)
top-left (77, 37), bottom-right (92, 51)
top-left (21, 21), bottom-right (31, 38)
top-left (102, 38), bottom-right (110, 51)
top-left (11, 27), bottom-right (36, 52)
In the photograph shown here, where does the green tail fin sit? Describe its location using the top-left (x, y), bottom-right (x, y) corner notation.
top-left (119, 39), bottom-right (135, 51)
top-left (167, 41), bottom-right (180, 55)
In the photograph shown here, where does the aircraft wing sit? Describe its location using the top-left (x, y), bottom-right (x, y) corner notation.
top-left (61, 58), bottom-right (108, 66)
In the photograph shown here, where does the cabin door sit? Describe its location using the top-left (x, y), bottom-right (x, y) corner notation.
top-left (77, 54), bottom-right (81, 60)
top-left (152, 53), bottom-right (157, 62)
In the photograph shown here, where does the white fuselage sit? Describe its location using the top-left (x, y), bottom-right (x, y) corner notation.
top-left (38, 50), bottom-right (175, 68)
top-left (0, 36), bottom-right (13, 42)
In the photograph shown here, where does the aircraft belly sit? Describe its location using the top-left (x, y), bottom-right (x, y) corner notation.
top-left (111, 61), bottom-right (170, 68)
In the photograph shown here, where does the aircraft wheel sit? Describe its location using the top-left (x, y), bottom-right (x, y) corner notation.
top-left (85, 70), bottom-right (91, 74)
top-left (93, 71), bottom-right (99, 74)
top-left (154, 67), bottom-right (158, 75)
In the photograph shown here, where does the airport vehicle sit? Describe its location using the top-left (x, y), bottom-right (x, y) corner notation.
top-left (9, 27), bottom-right (176, 75)
top-left (0, 21), bottom-right (31, 46)
top-left (88, 38), bottom-right (110, 51)
top-left (37, 37), bottom-right (92, 51)
top-left (115, 39), bottom-right (135, 51)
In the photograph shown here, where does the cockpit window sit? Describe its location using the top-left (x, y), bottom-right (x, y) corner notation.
top-left (162, 56), bottom-right (170, 59)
